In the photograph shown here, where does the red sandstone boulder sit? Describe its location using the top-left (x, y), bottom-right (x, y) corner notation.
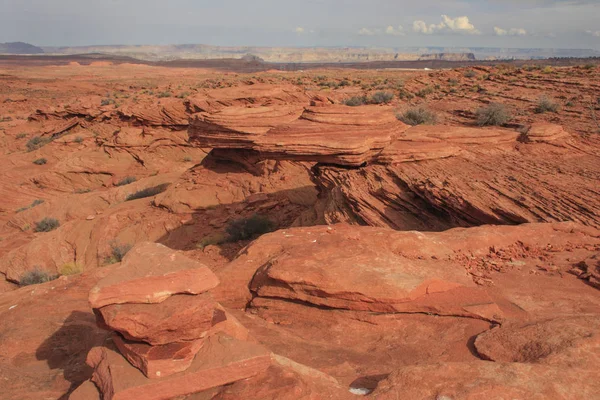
top-left (87, 334), bottom-right (271, 400)
top-left (96, 293), bottom-right (217, 345)
top-left (69, 381), bottom-right (100, 400)
top-left (89, 242), bottom-right (219, 308)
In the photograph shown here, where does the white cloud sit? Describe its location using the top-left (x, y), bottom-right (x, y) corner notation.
top-left (586, 30), bottom-right (600, 37)
top-left (358, 27), bottom-right (376, 36)
top-left (385, 25), bottom-right (405, 36)
top-left (295, 27), bottom-right (305, 34)
top-left (494, 26), bottom-right (528, 36)
top-left (413, 15), bottom-right (480, 35)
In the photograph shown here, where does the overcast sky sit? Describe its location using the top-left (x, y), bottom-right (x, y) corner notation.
top-left (1, 0), bottom-right (599, 49)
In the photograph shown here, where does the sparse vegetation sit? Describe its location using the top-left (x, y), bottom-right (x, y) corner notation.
top-left (397, 107), bottom-right (438, 126)
top-left (183, 156), bottom-right (193, 162)
top-left (20, 267), bottom-right (58, 286)
top-left (59, 262), bottom-right (83, 276)
top-left (16, 133), bottom-right (27, 139)
top-left (542, 66), bottom-right (554, 74)
top-left (116, 176), bottom-right (137, 187)
top-left (34, 217), bottom-right (60, 233)
top-left (16, 199), bottom-right (44, 213)
top-left (226, 215), bottom-right (275, 242)
top-left (33, 158), bottom-right (47, 165)
top-left (100, 98), bottom-right (115, 106)
top-left (126, 183), bottom-right (169, 201)
top-left (74, 188), bottom-right (92, 194)
top-left (476, 103), bottom-right (511, 126)
top-left (343, 96), bottom-right (368, 107)
top-left (369, 91), bottom-right (394, 104)
top-left (104, 241), bottom-right (133, 265)
top-left (157, 91), bottom-right (172, 98)
top-left (464, 70), bottom-right (477, 78)
top-left (416, 86), bottom-right (435, 98)
top-left (74, 136), bottom-right (83, 143)
top-left (26, 136), bottom-right (50, 152)
top-left (535, 96), bottom-right (560, 113)
top-left (196, 233), bottom-right (227, 249)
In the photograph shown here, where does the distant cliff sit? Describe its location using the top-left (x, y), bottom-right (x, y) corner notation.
top-left (418, 53), bottom-right (476, 61)
top-left (0, 42), bottom-right (44, 54)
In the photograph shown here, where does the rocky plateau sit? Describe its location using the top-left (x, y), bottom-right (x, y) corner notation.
top-left (0, 59), bottom-right (599, 399)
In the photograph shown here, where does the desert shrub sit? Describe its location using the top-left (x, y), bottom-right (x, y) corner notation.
top-left (542, 66), bottom-right (554, 74)
top-left (126, 184), bottom-right (169, 201)
top-left (34, 217), bottom-right (60, 233)
top-left (100, 98), bottom-right (115, 106)
top-left (535, 96), bottom-right (560, 113)
top-left (104, 241), bottom-right (133, 265)
top-left (196, 233), bottom-right (227, 250)
top-left (583, 64), bottom-right (595, 70)
top-left (75, 188), bottom-right (91, 194)
top-left (74, 136), bottom-right (83, 143)
top-left (33, 158), bottom-right (47, 165)
top-left (397, 107), bottom-right (438, 126)
top-left (116, 176), bottom-right (137, 187)
top-left (416, 86), bottom-right (434, 98)
top-left (476, 103), bottom-right (511, 126)
top-left (157, 91), bottom-right (172, 98)
top-left (464, 70), bottom-right (477, 78)
top-left (343, 96), bottom-right (368, 106)
top-left (26, 136), bottom-right (50, 152)
top-left (369, 91), bottom-right (394, 104)
top-left (16, 133), bottom-right (27, 139)
top-left (226, 215), bottom-right (275, 242)
top-left (16, 199), bottom-right (44, 213)
top-left (183, 156), bottom-right (192, 162)
top-left (565, 101), bottom-right (575, 107)
top-left (20, 267), bottom-right (58, 286)
top-left (59, 262), bottom-right (83, 276)
top-left (448, 78), bottom-right (459, 86)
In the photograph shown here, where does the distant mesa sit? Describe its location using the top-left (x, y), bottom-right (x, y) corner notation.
top-left (418, 53), bottom-right (476, 61)
top-left (0, 42), bottom-right (44, 55)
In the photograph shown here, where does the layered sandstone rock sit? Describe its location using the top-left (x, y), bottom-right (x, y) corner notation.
top-left (189, 105), bottom-right (410, 166)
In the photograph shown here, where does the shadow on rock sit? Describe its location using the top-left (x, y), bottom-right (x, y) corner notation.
top-left (35, 310), bottom-right (109, 400)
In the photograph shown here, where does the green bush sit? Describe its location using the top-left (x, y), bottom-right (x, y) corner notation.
top-left (26, 136), bottom-right (50, 152)
top-left (343, 96), bottom-right (368, 106)
top-left (535, 96), bottom-right (560, 113)
top-left (34, 217), bottom-right (60, 233)
top-left (104, 241), bottom-right (133, 265)
top-left (476, 103), bottom-right (511, 126)
top-left (369, 91), bottom-right (394, 104)
top-left (116, 176), bottom-right (137, 187)
top-left (126, 184), bottom-right (169, 201)
top-left (33, 158), bottom-right (47, 165)
top-left (20, 267), bottom-right (58, 286)
top-left (397, 107), bottom-right (438, 126)
top-left (416, 86), bottom-right (434, 98)
top-left (226, 215), bottom-right (274, 242)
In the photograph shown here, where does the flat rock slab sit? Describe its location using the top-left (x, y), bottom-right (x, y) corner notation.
top-left (97, 293), bottom-right (217, 345)
top-left (89, 242), bottom-right (219, 308)
top-left (87, 334), bottom-right (271, 400)
top-left (474, 316), bottom-right (600, 363)
top-left (111, 308), bottom-right (250, 379)
top-left (189, 105), bottom-right (409, 167)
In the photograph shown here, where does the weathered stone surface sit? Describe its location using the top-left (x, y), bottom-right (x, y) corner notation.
top-left (89, 242), bottom-right (219, 308)
top-left (97, 293), bottom-right (217, 345)
top-left (112, 334), bottom-right (205, 379)
top-left (314, 125), bottom-right (600, 230)
top-left (110, 307), bottom-right (250, 379)
top-left (87, 334), bottom-right (271, 400)
top-left (69, 380), bottom-right (100, 400)
top-left (189, 105), bottom-right (409, 166)
top-left (474, 316), bottom-right (600, 363)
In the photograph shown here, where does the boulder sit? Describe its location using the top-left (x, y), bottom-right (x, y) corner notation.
top-left (89, 242), bottom-right (219, 308)
top-left (87, 334), bottom-right (271, 400)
